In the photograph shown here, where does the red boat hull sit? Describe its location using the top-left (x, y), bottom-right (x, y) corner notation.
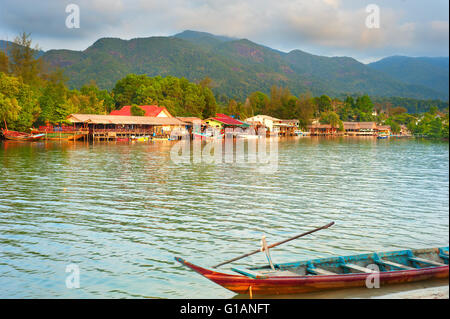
top-left (2, 129), bottom-right (44, 141)
top-left (175, 258), bottom-right (449, 295)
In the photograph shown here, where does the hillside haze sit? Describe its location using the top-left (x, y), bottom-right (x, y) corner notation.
top-left (5, 31), bottom-right (449, 100)
top-left (368, 56), bottom-right (449, 97)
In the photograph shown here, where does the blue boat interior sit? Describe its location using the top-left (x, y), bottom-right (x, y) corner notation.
top-left (232, 246), bottom-right (449, 278)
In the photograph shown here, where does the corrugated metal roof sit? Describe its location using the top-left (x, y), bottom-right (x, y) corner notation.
top-left (67, 114), bottom-right (186, 125)
top-left (213, 113), bottom-right (246, 126)
top-left (110, 105), bottom-right (171, 117)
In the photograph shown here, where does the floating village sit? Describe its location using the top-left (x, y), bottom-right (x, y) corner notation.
top-left (1, 104), bottom-right (412, 142)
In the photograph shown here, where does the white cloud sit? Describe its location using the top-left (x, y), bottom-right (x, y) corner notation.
top-left (0, 0), bottom-right (447, 60)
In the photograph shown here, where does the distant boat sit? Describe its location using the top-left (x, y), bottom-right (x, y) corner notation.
top-left (132, 136), bottom-right (150, 142)
top-left (294, 130), bottom-right (309, 136)
top-left (44, 133), bottom-right (85, 141)
top-left (377, 135), bottom-right (388, 139)
top-left (175, 246), bottom-right (448, 296)
top-left (1, 129), bottom-right (45, 142)
top-left (193, 132), bottom-right (224, 139)
top-left (236, 133), bottom-right (260, 139)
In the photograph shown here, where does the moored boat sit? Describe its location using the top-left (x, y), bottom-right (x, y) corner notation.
top-left (44, 133), bottom-right (85, 141)
top-left (377, 133), bottom-right (389, 139)
top-left (294, 130), bottom-right (309, 136)
top-left (1, 129), bottom-right (45, 142)
top-left (193, 131), bottom-right (224, 139)
top-left (175, 246), bottom-right (448, 296)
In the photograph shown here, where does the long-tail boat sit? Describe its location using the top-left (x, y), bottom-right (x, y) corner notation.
top-left (1, 129), bottom-right (45, 142)
top-left (175, 246), bottom-right (448, 296)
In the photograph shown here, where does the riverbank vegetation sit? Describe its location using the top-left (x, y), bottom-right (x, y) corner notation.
top-left (0, 33), bottom-right (448, 138)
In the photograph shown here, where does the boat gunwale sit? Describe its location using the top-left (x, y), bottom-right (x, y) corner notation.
top-left (176, 258), bottom-right (449, 280)
top-left (175, 246), bottom-right (449, 281)
top-left (248, 247), bottom-right (448, 272)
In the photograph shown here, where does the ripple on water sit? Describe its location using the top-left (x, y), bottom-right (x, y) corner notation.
top-left (0, 138), bottom-right (448, 298)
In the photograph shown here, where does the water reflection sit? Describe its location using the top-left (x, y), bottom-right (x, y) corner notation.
top-left (0, 138), bottom-right (448, 298)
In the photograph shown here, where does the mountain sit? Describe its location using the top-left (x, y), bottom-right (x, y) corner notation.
top-left (33, 31), bottom-right (449, 100)
top-left (368, 56), bottom-right (449, 98)
top-left (0, 40), bottom-right (45, 58)
top-left (174, 30), bottom-right (236, 48)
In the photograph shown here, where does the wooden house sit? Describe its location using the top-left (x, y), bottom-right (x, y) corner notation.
top-left (67, 114), bottom-right (186, 140)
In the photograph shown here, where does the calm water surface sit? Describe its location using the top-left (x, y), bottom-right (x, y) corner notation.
top-left (0, 137), bottom-right (448, 298)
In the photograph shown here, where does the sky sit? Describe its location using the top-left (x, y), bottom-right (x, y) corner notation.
top-left (0, 0), bottom-right (448, 63)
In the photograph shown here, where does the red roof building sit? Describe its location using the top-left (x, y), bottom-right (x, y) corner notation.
top-left (110, 105), bottom-right (172, 117)
top-left (211, 113), bottom-right (248, 126)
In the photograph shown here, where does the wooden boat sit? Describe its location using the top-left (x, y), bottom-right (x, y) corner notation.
top-left (175, 246), bottom-right (448, 296)
top-left (193, 132), bottom-right (224, 139)
top-left (1, 129), bottom-right (45, 142)
top-left (44, 133), bottom-right (85, 141)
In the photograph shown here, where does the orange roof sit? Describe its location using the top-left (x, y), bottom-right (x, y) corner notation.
top-left (358, 122), bottom-right (377, 129)
top-left (176, 117), bottom-right (203, 124)
top-left (212, 113), bottom-right (246, 126)
top-left (67, 114), bottom-right (184, 125)
top-left (110, 105), bottom-right (172, 117)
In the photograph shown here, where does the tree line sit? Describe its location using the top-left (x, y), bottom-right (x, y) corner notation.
top-left (0, 33), bottom-right (448, 138)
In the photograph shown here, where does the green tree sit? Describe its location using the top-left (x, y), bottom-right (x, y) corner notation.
top-left (131, 104), bottom-right (145, 116)
top-left (0, 72), bottom-right (39, 130)
top-left (227, 99), bottom-right (238, 116)
top-left (112, 74), bottom-right (217, 118)
top-left (295, 93), bottom-right (316, 130)
top-left (239, 98), bottom-right (253, 120)
top-left (315, 95), bottom-right (332, 114)
top-left (386, 119), bottom-right (401, 134)
top-left (320, 111), bottom-right (343, 131)
top-left (248, 91), bottom-right (269, 115)
top-left (0, 51), bottom-right (8, 74)
top-left (8, 32), bottom-right (43, 87)
top-left (389, 106), bottom-right (407, 116)
top-left (201, 86), bottom-right (217, 119)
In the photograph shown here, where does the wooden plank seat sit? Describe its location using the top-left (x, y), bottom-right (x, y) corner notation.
top-left (342, 263), bottom-right (375, 273)
top-left (376, 259), bottom-right (415, 270)
top-left (263, 270), bottom-right (301, 277)
top-left (232, 268), bottom-right (299, 278)
top-left (232, 268), bottom-right (267, 279)
top-left (307, 267), bottom-right (337, 276)
top-left (408, 257), bottom-right (447, 267)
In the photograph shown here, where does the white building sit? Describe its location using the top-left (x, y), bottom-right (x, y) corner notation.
top-left (245, 115), bottom-right (299, 136)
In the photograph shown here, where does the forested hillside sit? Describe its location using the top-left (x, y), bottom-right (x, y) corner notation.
top-left (37, 31), bottom-right (447, 101)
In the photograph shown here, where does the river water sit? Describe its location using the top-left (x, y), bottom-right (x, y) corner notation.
top-left (0, 137), bottom-right (448, 298)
